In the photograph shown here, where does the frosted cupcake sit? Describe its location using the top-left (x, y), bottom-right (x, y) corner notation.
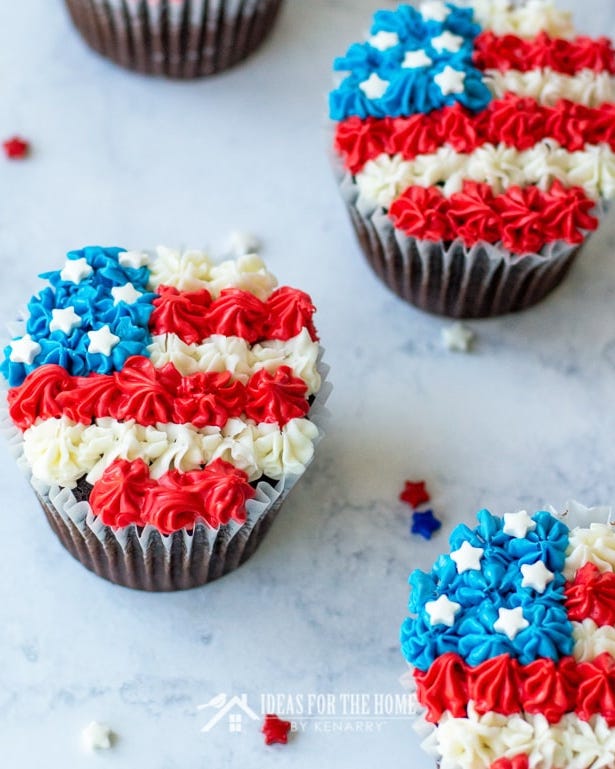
top-left (2, 245), bottom-right (328, 591)
top-left (401, 507), bottom-right (615, 768)
top-left (64, 0), bottom-right (284, 78)
top-left (330, 0), bottom-right (615, 317)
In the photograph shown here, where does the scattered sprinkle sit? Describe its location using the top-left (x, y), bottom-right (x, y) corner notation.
top-left (400, 480), bottom-right (430, 508)
top-left (3, 136), bottom-right (30, 160)
top-left (411, 509), bottom-right (442, 540)
top-left (442, 322), bottom-right (475, 353)
top-left (262, 714), bottom-right (292, 746)
top-left (82, 721), bottom-right (114, 751)
top-left (228, 231), bottom-right (260, 256)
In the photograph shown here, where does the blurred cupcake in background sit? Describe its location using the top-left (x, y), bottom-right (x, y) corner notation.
top-left (64, 0), bottom-right (285, 78)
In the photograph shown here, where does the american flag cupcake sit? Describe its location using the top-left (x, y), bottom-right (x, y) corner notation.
top-left (401, 506), bottom-right (615, 769)
top-left (330, 1), bottom-right (615, 317)
top-left (2, 245), bottom-right (328, 590)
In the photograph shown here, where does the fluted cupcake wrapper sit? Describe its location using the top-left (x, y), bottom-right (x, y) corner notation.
top-left (64, 0), bottom-right (284, 78)
top-left (2, 359), bottom-right (331, 592)
top-left (339, 172), bottom-right (604, 320)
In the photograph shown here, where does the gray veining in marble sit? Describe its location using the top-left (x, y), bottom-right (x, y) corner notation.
top-left (1, 0), bottom-right (615, 766)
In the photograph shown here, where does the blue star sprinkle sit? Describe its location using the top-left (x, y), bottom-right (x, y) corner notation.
top-left (411, 509), bottom-right (442, 540)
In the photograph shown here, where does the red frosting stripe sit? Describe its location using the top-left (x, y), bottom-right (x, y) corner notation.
top-left (90, 457), bottom-right (255, 533)
top-left (491, 757), bottom-right (530, 769)
top-left (389, 180), bottom-right (598, 253)
top-left (8, 356), bottom-right (309, 430)
top-left (566, 563), bottom-right (615, 626)
top-left (413, 652), bottom-right (615, 725)
top-left (474, 31), bottom-right (615, 75)
top-left (150, 285), bottom-right (318, 345)
top-left (334, 97), bottom-right (615, 173)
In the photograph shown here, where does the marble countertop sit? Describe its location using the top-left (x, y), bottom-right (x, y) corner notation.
top-left (1, 0), bottom-right (615, 766)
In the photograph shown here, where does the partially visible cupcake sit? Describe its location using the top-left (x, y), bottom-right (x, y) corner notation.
top-left (329, 0), bottom-right (615, 318)
top-left (401, 506), bottom-right (615, 768)
top-left (64, 0), bottom-right (284, 78)
top-left (2, 245), bottom-right (328, 591)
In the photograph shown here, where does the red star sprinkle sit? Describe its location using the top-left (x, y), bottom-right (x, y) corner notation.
top-left (400, 480), bottom-right (430, 508)
top-left (3, 136), bottom-right (30, 160)
top-left (261, 714), bottom-right (291, 746)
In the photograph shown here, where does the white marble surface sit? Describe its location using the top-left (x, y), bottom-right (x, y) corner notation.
top-left (1, 1), bottom-right (615, 766)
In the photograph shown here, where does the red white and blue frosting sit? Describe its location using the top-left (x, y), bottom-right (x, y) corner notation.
top-left (401, 508), bottom-right (615, 769)
top-left (2, 246), bottom-right (322, 534)
top-left (330, 0), bottom-right (615, 255)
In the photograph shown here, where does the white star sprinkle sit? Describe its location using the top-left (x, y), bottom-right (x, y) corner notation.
top-left (82, 721), bottom-right (114, 751)
top-left (369, 31), bottom-right (400, 51)
top-left (49, 306), bottom-right (82, 335)
top-left (402, 49), bottom-right (433, 69)
top-left (431, 31), bottom-right (464, 53)
top-left (442, 322), bottom-right (475, 352)
top-left (118, 250), bottom-right (149, 269)
top-left (520, 561), bottom-right (555, 593)
top-left (450, 541), bottom-right (484, 573)
top-left (434, 66), bottom-right (466, 96)
top-left (111, 283), bottom-right (142, 306)
top-left (494, 607), bottom-right (529, 640)
top-left (228, 231), bottom-right (261, 257)
top-left (420, 0), bottom-right (449, 22)
top-left (503, 510), bottom-right (537, 539)
top-left (60, 257), bottom-right (93, 284)
top-left (359, 73), bottom-right (390, 100)
top-left (9, 335), bottom-right (41, 364)
top-left (425, 595), bottom-right (461, 627)
top-left (87, 326), bottom-right (120, 356)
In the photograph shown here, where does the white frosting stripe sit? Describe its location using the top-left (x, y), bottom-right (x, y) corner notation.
top-left (147, 328), bottom-right (321, 395)
top-left (429, 706), bottom-right (615, 769)
top-left (354, 144), bottom-right (615, 209)
top-left (565, 523), bottom-right (615, 578)
top-left (470, 0), bottom-right (575, 39)
top-left (572, 619), bottom-right (615, 662)
top-left (146, 247), bottom-right (278, 299)
top-left (22, 416), bottom-right (319, 488)
top-left (486, 68), bottom-right (615, 107)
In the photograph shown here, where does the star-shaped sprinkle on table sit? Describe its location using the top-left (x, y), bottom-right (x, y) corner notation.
top-left (494, 607), bottom-right (529, 640)
top-left (400, 480), bottom-right (430, 508)
top-left (425, 594), bottom-right (461, 627)
top-left (262, 714), bottom-right (291, 746)
top-left (442, 322), bottom-right (475, 352)
top-left (9, 335), bottom-right (41, 364)
top-left (450, 541), bottom-right (484, 573)
top-left (82, 721), bottom-right (114, 751)
top-left (3, 136), bottom-right (30, 159)
top-left (411, 510), bottom-right (441, 540)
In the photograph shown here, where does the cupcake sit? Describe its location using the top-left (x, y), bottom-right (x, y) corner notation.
top-left (2, 245), bottom-right (328, 591)
top-left (329, 0), bottom-right (615, 318)
top-left (401, 506), bottom-right (615, 768)
top-left (64, 0), bottom-right (284, 78)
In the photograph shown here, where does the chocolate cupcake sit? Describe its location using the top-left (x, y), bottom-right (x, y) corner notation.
top-left (329, 1), bottom-right (615, 318)
top-left (401, 506), bottom-right (615, 769)
top-left (64, 0), bottom-right (284, 78)
top-left (2, 245), bottom-right (329, 591)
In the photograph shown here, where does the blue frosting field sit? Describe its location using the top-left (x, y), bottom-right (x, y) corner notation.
top-left (401, 510), bottom-right (573, 671)
top-left (1, 246), bottom-right (155, 386)
top-left (330, 3), bottom-right (491, 120)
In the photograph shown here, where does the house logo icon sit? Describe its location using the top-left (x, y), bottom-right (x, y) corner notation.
top-left (198, 694), bottom-right (259, 734)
